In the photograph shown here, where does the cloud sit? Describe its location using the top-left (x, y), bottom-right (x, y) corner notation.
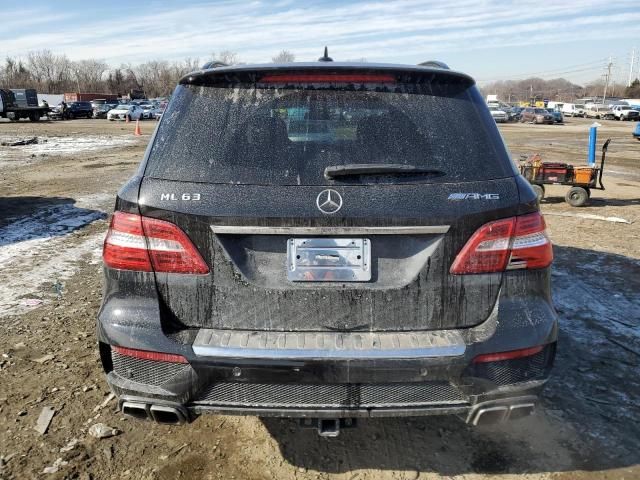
top-left (0, 0), bottom-right (636, 73)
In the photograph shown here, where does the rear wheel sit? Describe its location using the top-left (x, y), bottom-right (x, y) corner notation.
top-left (565, 187), bottom-right (589, 207)
top-left (29, 113), bottom-right (40, 122)
top-left (531, 184), bottom-right (545, 204)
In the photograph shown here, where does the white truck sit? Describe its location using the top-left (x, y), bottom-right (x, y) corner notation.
top-left (562, 103), bottom-right (586, 117)
top-left (611, 104), bottom-right (639, 121)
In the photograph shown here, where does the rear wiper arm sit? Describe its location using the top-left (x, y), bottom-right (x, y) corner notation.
top-left (324, 163), bottom-right (445, 179)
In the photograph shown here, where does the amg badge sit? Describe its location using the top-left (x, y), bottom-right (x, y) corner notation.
top-left (448, 193), bottom-right (500, 200)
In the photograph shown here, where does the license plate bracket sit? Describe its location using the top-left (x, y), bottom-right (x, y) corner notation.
top-left (287, 238), bottom-right (371, 282)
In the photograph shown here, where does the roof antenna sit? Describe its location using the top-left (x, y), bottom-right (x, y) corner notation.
top-left (318, 46), bottom-right (333, 62)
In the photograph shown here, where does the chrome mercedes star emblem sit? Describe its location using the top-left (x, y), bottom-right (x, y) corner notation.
top-left (316, 189), bottom-right (343, 214)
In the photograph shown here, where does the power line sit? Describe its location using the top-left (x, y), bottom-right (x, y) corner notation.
top-left (477, 58), bottom-right (609, 82)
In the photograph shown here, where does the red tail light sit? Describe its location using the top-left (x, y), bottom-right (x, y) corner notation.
top-left (113, 346), bottom-right (188, 364)
top-left (472, 345), bottom-right (545, 363)
top-left (450, 212), bottom-right (552, 274)
top-left (260, 73), bottom-right (397, 84)
top-left (103, 212), bottom-right (209, 274)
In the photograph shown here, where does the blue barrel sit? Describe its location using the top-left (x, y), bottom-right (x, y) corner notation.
top-left (587, 123), bottom-right (599, 166)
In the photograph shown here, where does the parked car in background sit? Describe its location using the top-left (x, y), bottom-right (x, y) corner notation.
top-left (93, 103), bottom-right (118, 119)
top-left (71, 101), bottom-right (95, 119)
top-left (107, 104), bottom-right (143, 121)
top-left (140, 104), bottom-right (159, 120)
top-left (50, 101), bottom-right (94, 119)
top-left (91, 99), bottom-right (109, 108)
top-left (546, 108), bottom-right (564, 124)
top-left (510, 106), bottom-right (524, 122)
top-left (633, 122), bottom-right (640, 140)
top-left (154, 104), bottom-right (167, 120)
top-left (585, 104), bottom-right (615, 120)
top-left (562, 103), bottom-right (585, 117)
top-left (488, 105), bottom-right (508, 123)
top-left (520, 107), bottom-right (554, 124)
top-left (611, 104), bottom-right (639, 121)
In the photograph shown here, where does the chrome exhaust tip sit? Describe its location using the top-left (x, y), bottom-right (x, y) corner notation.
top-left (121, 402), bottom-right (150, 421)
top-left (471, 405), bottom-right (509, 426)
top-left (149, 404), bottom-right (187, 425)
top-left (468, 397), bottom-right (537, 426)
top-left (508, 402), bottom-right (536, 421)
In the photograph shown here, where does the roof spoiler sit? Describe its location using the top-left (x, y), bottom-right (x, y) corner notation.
top-left (418, 60), bottom-right (450, 70)
top-left (180, 63), bottom-right (474, 87)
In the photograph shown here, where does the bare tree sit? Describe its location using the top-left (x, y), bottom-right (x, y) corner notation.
top-left (104, 65), bottom-right (140, 96)
top-left (73, 59), bottom-right (109, 92)
top-left (1, 57), bottom-right (32, 88)
top-left (272, 50), bottom-right (295, 63)
top-left (133, 59), bottom-right (203, 97)
top-left (26, 49), bottom-right (74, 93)
top-left (181, 57), bottom-right (201, 73)
top-left (9, 48), bottom-right (631, 101)
top-left (135, 60), bottom-right (168, 97)
top-left (479, 77), bottom-right (585, 103)
top-left (210, 50), bottom-right (240, 65)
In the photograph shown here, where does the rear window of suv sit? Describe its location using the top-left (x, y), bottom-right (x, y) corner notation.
top-left (145, 72), bottom-right (514, 185)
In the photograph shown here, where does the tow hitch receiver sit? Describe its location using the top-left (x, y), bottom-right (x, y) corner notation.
top-left (299, 418), bottom-right (357, 437)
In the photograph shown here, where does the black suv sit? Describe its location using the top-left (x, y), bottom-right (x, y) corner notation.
top-left (68, 101), bottom-right (94, 118)
top-left (98, 59), bottom-right (557, 435)
top-left (52, 101), bottom-right (93, 119)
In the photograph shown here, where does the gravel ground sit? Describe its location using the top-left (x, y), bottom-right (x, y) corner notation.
top-left (0, 117), bottom-right (638, 480)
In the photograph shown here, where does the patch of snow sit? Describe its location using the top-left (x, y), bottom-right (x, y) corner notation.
top-left (0, 203), bottom-right (105, 251)
top-left (0, 200), bottom-right (107, 318)
top-left (0, 135), bottom-right (139, 168)
top-left (0, 230), bottom-right (104, 317)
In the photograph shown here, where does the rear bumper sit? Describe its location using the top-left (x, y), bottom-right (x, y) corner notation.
top-left (97, 268), bottom-right (558, 423)
top-left (103, 345), bottom-right (553, 422)
top-left (114, 386), bottom-right (543, 426)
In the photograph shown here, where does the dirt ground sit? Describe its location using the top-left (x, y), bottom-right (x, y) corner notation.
top-left (0, 117), bottom-right (638, 480)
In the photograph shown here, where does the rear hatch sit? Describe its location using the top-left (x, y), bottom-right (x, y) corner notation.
top-left (137, 65), bottom-right (519, 332)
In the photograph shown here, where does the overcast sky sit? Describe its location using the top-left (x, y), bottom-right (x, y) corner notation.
top-left (2, 0), bottom-right (638, 84)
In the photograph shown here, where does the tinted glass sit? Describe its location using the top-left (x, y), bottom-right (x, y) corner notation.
top-left (145, 82), bottom-right (514, 185)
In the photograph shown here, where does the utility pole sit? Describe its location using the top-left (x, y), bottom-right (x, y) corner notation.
top-left (603, 57), bottom-right (613, 104)
top-left (629, 48), bottom-right (637, 87)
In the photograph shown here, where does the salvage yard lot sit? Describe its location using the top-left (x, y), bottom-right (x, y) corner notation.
top-left (0, 118), bottom-right (639, 479)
